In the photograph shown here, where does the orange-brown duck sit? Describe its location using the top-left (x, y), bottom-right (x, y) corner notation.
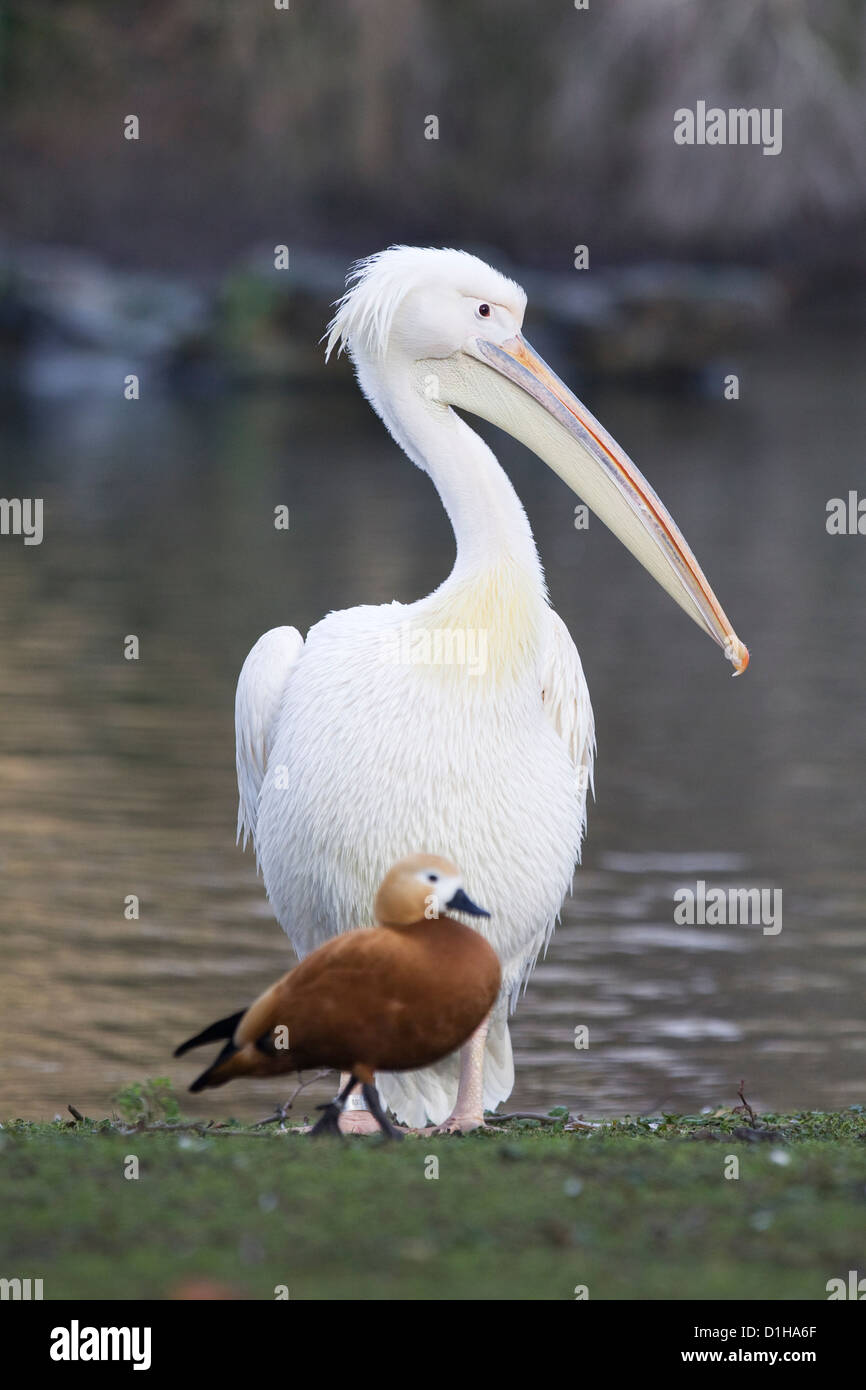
top-left (174, 855), bottom-right (500, 1138)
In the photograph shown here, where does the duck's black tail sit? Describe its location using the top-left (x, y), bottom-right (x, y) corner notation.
top-left (174, 1010), bottom-right (247, 1092)
top-left (174, 1010), bottom-right (244, 1058)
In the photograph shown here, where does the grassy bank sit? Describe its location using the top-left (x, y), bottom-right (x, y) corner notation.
top-left (2, 1101), bottom-right (864, 1301)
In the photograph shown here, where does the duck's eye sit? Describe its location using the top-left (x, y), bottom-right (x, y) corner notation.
top-left (476, 303), bottom-right (491, 319)
top-left (427, 873), bottom-right (439, 883)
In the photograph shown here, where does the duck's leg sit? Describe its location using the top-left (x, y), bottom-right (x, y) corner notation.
top-left (336, 1071), bottom-right (384, 1134)
top-left (435, 1014), bottom-right (491, 1134)
top-left (311, 1072), bottom-right (358, 1138)
top-left (360, 1083), bottom-right (404, 1140)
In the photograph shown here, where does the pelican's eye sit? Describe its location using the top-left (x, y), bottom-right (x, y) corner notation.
top-left (476, 303), bottom-right (492, 319)
top-left (427, 873), bottom-right (439, 883)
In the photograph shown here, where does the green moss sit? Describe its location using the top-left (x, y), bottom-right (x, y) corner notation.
top-left (1, 1104), bottom-right (864, 1300)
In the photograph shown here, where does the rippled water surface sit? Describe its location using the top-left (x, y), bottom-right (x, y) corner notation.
top-left (2, 325), bottom-right (865, 1120)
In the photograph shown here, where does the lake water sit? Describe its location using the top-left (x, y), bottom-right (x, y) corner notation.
top-left (1, 322), bottom-right (865, 1122)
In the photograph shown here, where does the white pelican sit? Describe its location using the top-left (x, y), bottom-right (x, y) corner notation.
top-left (235, 246), bottom-right (748, 1132)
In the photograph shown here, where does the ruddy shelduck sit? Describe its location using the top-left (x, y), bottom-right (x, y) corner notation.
top-left (174, 855), bottom-right (500, 1138)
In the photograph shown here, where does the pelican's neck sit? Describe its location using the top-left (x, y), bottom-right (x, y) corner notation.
top-left (430, 415), bottom-right (544, 589)
top-left (360, 358), bottom-right (546, 592)
top-left (355, 357), bottom-right (550, 681)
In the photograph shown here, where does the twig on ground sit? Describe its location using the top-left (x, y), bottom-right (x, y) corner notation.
top-left (734, 1080), bottom-right (758, 1127)
top-left (254, 1070), bottom-right (333, 1127)
top-left (111, 1121), bottom-right (278, 1140)
top-left (491, 1111), bottom-right (564, 1125)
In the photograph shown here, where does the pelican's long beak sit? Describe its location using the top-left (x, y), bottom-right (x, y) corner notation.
top-left (426, 335), bottom-right (749, 675)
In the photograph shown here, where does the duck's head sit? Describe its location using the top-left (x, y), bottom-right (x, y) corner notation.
top-left (374, 853), bottom-right (491, 928)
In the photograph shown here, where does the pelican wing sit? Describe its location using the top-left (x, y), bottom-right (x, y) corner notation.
top-left (541, 610), bottom-right (596, 830)
top-left (235, 626), bottom-right (305, 856)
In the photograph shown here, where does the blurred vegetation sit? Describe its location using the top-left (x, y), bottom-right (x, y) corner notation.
top-left (2, 1105), bottom-right (866, 1299)
top-left (0, 0), bottom-right (865, 273)
top-left (112, 1078), bottom-right (182, 1126)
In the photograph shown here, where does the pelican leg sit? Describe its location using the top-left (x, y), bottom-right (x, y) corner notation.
top-left (435, 1013), bottom-right (492, 1134)
top-left (337, 1070), bottom-right (384, 1134)
top-left (311, 1073), bottom-right (358, 1138)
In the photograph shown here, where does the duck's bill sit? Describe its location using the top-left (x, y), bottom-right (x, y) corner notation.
top-left (428, 334), bottom-right (749, 675)
top-left (446, 888), bottom-right (491, 918)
